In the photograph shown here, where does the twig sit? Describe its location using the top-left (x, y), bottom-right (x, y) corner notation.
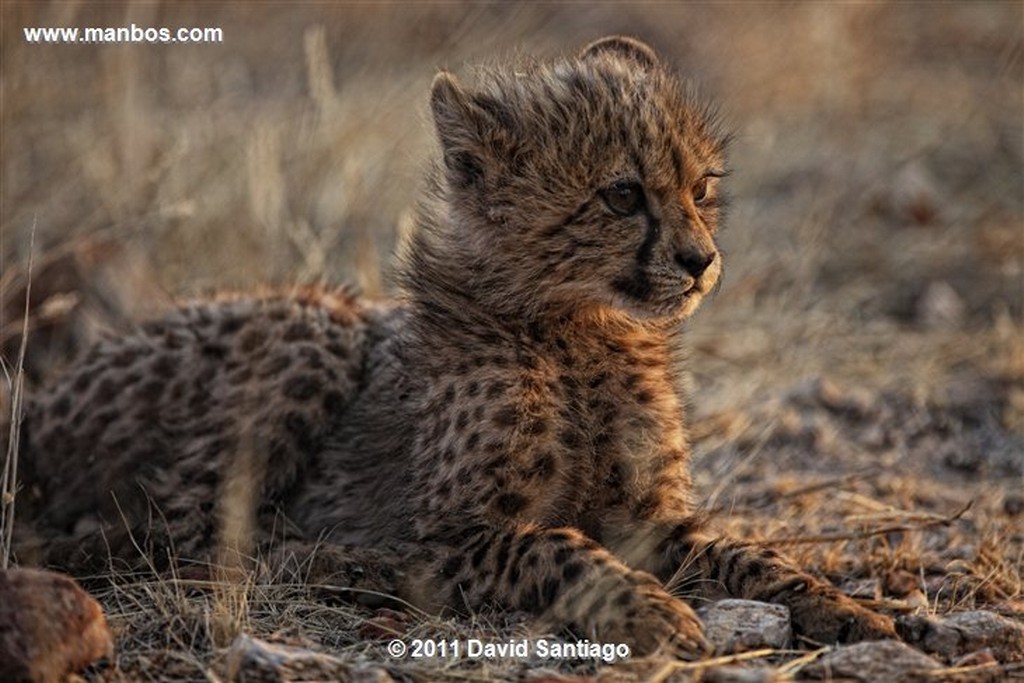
top-left (708, 468), bottom-right (877, 516)
top-left (756, 501), bottom-right (973, 546)
top-left (918, 660), bottom-right (1014, 679)
top-left (774, 469), bottom-right (878, 502)
top-left (774, 646), bottom-right (828, 677)
top-left (840, 491), bottom-right (970, 525)
top-left (1, 220), bottom-right (34, 569)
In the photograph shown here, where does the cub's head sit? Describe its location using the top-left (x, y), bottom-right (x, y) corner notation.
top-left (430, 36), bottom-right (728, 323)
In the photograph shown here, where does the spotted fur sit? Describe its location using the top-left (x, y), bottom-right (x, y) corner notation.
top-left (14, 37), bottom-right (894, 657)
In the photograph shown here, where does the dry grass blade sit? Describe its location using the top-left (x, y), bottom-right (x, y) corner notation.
top-left (918, 661), bottom-right (1017, 679)
top-left (647, 648), bottom-right (781, 681)
top-left (1, 221), bottom-right (34, 570)
top-left (774, 472), bottom-right (877, 502)
top-left (774, 646), bottom-right (829, 679)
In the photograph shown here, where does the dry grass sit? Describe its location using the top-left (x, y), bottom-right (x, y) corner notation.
top-left (0, 219), bottom-right (32, 570)
top-left (1, 1), bottom-right (1022, 681)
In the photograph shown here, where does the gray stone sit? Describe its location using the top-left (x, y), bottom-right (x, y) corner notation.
top-left (697, 599), bottom-right (791, 653)
top-left (803, 640), bottom-right (942, 682)
top-left (898, 610), bottom-right (1024, 662)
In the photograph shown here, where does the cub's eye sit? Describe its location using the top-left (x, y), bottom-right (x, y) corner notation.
top-left (601, 182), bottom-right (645, 217)
top-left (692, 177), bottom-right (710, 205)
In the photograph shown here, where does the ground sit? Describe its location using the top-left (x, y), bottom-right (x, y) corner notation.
top-left (1, 2), bottom-right (1022, 681)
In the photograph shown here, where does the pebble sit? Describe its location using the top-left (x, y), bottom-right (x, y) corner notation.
top-left (916, 281), bottom-right (966, 329)
top-left (803, 640), bottom-right (942, 682)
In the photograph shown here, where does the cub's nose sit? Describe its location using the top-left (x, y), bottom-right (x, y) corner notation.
top-left (674, 251), bottom-right (716, 279)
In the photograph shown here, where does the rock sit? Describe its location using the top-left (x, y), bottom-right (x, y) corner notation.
top-left (897, 611), bottom-right (1024, 662)
top-left (916, 281), bottom-right (966, 329)
top-left (0, 567), bottom-right (115, 683)
top-left (815, 377), bottom-right (874, 419)
top-left (884, 569), bottom-right (920, 598)
top-left (1003, 492), bottom-right (1024, 516)
top-left (803, 640), bottom-right (942, 682)
top-left (696, 599), bottom-right (791, 653)
top-left (872, 161), bottom-right (944, 227)
top-left (227, 634), bottom-right (393, 683)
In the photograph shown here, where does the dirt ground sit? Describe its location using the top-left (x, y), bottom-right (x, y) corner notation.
top-left (2, 2), bottom-right (1022, 681)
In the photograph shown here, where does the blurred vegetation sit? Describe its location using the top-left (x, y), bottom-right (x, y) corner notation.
top-left (2, 2), bottom-right (1020, 379)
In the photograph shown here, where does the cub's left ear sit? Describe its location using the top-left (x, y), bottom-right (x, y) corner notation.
top-left (580, 35), bottom-right (659, 69)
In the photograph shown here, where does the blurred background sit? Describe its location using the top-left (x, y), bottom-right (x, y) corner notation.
top-left (2, 0), bottom-right (1022, 604)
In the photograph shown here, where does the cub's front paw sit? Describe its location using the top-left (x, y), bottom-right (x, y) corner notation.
top-left (787, 582), bottom-right (896, 644)
top-left (601, 574), bottom-right (712, 660)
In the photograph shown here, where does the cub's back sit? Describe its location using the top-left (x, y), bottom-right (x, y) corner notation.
top-left (18, 288), bottom-right (373, 568)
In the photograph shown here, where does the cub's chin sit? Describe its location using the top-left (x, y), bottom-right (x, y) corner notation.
top-left (606, 289), bottom-right (706, 325)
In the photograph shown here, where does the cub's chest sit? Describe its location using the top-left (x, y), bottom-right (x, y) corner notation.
top-left (546, 336), bottom-right (688, 463)
top-left (543, 350), bottom-right (692, 531)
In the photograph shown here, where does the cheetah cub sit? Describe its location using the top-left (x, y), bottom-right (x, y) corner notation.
top-left (16, 37), bottom-right (895, 658)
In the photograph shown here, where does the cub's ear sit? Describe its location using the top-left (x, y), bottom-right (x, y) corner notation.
top-left (430, 71), bottom-right (515, 191)
top-left (430, 71), bottom-right (471, 141)
top-left (580, 35), bottom-right (659, 69)
top-left (431, 72), bottom-right (485, 190)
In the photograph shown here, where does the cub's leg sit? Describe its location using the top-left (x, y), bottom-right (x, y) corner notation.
top-left (634, 522), bottom-right (896, 644)
top-left (409, 525), bottom-right (711, 659)
top-left (222, 530), bottom-right (710, 658)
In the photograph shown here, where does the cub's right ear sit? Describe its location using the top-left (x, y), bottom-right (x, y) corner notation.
top-left (430, 72), bottom-right (487, 190)
top-left (430, 71), bottom-right (469, 141)
top-left (580, 35), bottom-right (659, 69)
